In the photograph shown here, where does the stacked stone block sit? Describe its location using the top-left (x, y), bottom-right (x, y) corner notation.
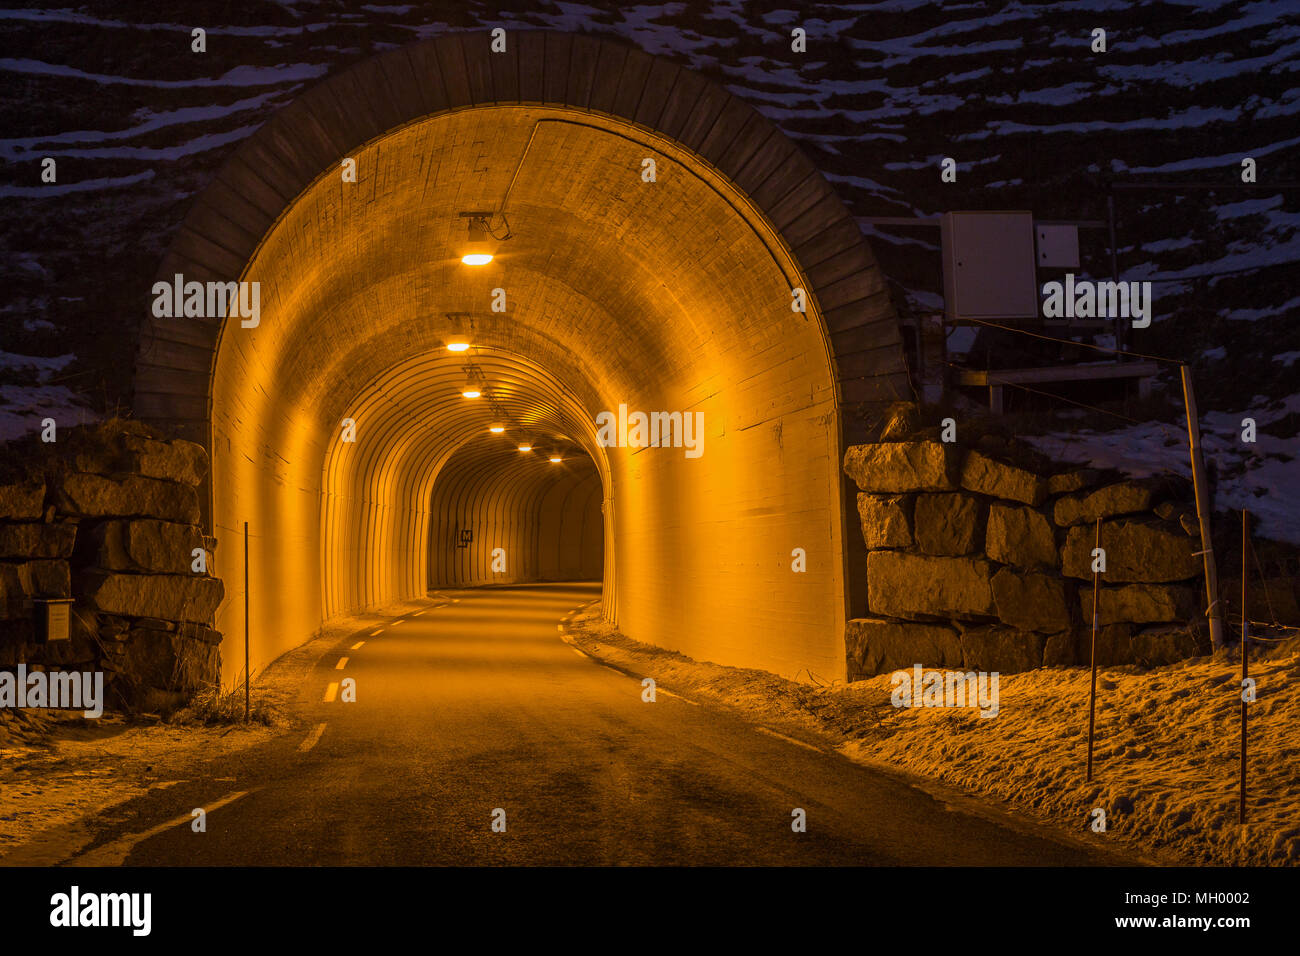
top-left (844, 439), bottom-right (1209, 680)
top-left (0, 421), bottom-right (223, 711)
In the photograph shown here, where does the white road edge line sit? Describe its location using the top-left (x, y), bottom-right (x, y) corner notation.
top-left (569, 647), bottom-right (589, 659)
top-left (68, 790), bottom-right (254, 867)
top-left (298, 722), bottom-right (327, 752)
top-left (755, 726), bottom-right (823, 754)
top-left (323, 681), bottom-right (339, 702)
top-left (656, 687), bottom-right (700, 707)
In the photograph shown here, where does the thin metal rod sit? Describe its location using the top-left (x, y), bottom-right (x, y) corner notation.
top-left (1180, 366), bottom-right (1225, 649)
top-left (244, 520), bottom-right (250, 723)
top-left (1107, 192), bottom-right (1123, 355)
top-left (1086, 517), bottom-right (1101, 783)
top-left (1240, 509), bottom-right (1248, 825)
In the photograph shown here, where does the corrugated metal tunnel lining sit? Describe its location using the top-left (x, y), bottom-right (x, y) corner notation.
top-left (135, 33), bottom-right (909, 687)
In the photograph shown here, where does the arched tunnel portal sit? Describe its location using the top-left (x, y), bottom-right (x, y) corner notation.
top-left (134, 33), bottom-right (910, 686)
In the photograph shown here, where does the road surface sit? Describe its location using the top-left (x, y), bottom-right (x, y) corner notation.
top-left (64, 583), bottom-right (1127, 866)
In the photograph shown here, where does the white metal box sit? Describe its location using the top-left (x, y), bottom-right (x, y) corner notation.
top-left (1036, 223), bottom-right (1080, 268)
top-left (940, 211), bottom-right (1039, 323)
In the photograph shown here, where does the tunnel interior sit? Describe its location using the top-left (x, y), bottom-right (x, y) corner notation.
top-left (136, 36), bottom-right (912, 689)
top-left (204, 102), bottom-right (847, 684)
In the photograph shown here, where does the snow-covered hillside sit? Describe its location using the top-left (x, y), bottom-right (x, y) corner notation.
top-left (1, 0), bottom-right (1296, 535)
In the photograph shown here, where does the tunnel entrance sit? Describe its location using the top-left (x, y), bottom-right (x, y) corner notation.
top-left (135, 33), bottom-right (910, 686)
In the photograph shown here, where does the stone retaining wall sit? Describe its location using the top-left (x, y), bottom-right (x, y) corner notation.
top-left (843, 432), bottom-right (1210, 680)
top-left (0, 420), bottom-right (223, 711)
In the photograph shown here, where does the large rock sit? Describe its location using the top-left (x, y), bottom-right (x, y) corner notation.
top-left (121, 627), bottom-right (221, 695)
top-left (856, 494), bottom-right (913, 549)
top-left (991, 567), bottom-right (1072, 632)
top-left (0, 560), bottom-right (72, 618)
top-left (178, 621), bottom-right (223, 646)
top-left (1062, 519), bottom-right (1200, 582)
top-left (867, 551), bottom-right (996, 619)
top-left (0, 521), bottom-right (76, 559)
top-left (1053, 480), bottom-right (1156, 526)
top-left (1084, 583), bottom-right (1200, 625)
top-left (1049, 622), bottom-right (1135, 667)
top-left (958, 625), bottom-right (1045, 673)
top-left (960, 450), bottom-right (1044, 506)
top-left (1046, 469), bottom-right (1102, 496)
top-left (985, 503), bottom-right (1057, 569)
top-left (57, 473), bottom-right (200, 524)
top-left (1130, 624), bottom-right (1211, 666)
top-left (119, 436), bottom-right (208, 487)
top-left (80, 571), bottom-right (223, 623)
top-left (914, 492), bottom-right (983, 556)
top-left (845, 617), bottom-right (962, 679)
top-left (843, 442), bottom-right (958, 493)
top-left (1047, 621), bottom-right (1208, 668)
top-left (1043, 628), bottom-right (1082, 666)
top-left (0, 480), bottom-right (45, 520)
top-left (89, 520), bottom-right (204, 574)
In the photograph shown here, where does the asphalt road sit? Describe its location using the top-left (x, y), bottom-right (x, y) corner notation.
top-left (66, 583), bottom-right (1127, 866)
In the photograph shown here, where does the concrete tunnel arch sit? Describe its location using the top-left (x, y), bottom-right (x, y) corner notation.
top-left (133, 31), bottom-right (911, 686)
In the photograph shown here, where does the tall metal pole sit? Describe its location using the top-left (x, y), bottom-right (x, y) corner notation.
top-left (1086, 517), bottom-right (1101, 783)
top-left (244, 520), bottom-right (250, 723)
top-left (1240, 509), bottom-right (1248, 824)
top-left (1107, 190), bottom-right (1123, 356)
top-left (1180, 365), bottom-right (1225, 649)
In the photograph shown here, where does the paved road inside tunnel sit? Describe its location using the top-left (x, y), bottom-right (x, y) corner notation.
top-left (68, 584), bottom-right (1127, 866)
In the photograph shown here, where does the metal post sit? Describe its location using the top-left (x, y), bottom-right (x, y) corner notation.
top-left (1240, 509), bottom-right (1248, 824)
top-left (1107, 190), bottom-right (1123, 356)
top-left (244, 520), bottom-right (250, 723)
top-left (1180, 366), bottom-right (1225, 649)
top-left (1086, 517), bottom-right (1101, 783)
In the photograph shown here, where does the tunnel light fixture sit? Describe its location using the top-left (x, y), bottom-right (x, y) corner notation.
top-left (517, 443), bottom-right (532, 453)
top-left (461, 374), bottom-right (482, 399)
top-left (489, 424), bottom-right (506, 434)
top-left (444, 312), bottom-right (472, 352)
top-left (548, 454), bottom-right (562, 463)
top-left (459, 211), bottom-right (495, 265)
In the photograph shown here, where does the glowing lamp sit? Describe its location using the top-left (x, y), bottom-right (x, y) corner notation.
top-left (460, 213), bottom-right (495, 265)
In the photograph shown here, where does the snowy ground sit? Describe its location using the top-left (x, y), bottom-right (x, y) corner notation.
top-left (1026, 392), bottom-right (1300, 546)
top-left (563, 608), bottom-right (1300, 867)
